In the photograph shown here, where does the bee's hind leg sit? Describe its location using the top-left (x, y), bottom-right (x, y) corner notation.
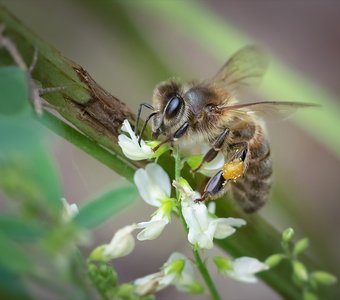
top-left (195, 170), bottom-right (228, 203)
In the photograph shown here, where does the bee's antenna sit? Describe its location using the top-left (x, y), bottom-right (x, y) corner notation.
top-left (138, 111), bottom-right (158, 145)
top-left (135, 103), bottom-right (154, 135)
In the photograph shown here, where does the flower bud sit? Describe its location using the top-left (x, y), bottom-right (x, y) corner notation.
top-left (282, 227), bottom-right (294, 243)
top-left (265, 254), bottom-right (285, 268)
top-left (302, 290), bottom-right (318, 300)
top-left (293, 238), bottom-right (309, 256)
top-left (311, 271), bottom-right (337, 285)
top-left (292, 260), bottom-right (308, 282)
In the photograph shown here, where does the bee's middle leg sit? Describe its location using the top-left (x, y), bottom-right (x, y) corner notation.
top-left (192, 128), bottom-right (230, 173)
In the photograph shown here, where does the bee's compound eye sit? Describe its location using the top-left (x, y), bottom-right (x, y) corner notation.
top-left (164, 95), bottom-right (183, 119)
top-left (206, 103), bottom-right (216, 112)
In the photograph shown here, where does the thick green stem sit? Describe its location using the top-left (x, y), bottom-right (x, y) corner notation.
top-left (173, 147), bottom-right (221, 300)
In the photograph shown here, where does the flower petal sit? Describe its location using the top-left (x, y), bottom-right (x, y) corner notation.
top-left (136, 218), bottom-right (169, 241)
top-left (118, 120), bottom-right (154, 160)
top-left (118, 134), bottom-right (153, 160)
top-left (212, 217), bottom-right (246, 239)
top-left (134, 167), bottom-right (167, 207)
top-left (104, 224), bottom-right (136, 259)
top-left (145, 163), bottom-right (171, 198)
top-left (226, 257), bottom-right (269, 283)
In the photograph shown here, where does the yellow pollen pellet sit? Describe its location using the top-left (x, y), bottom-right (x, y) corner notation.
top-left (222, 159), bottom-right (245, 181)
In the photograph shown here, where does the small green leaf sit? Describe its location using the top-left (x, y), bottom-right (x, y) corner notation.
top-left (0, 66), bottom-right (62, 214)
top-left (282, 227), bottom-right (294, 243)
top-left (0, 215), bottom-right (46, 241)
top-left (74, 186), bottom-right (137, 229)
top-left (0, 233), bottom-right (33, 274)
top-left (0, 66), bottom-right (29, 116)
top-left (0, 147), bottom-right (63, 215)
top-left (293, 238), bottom-right (309, 256)
top-left (0, 265), bottom-right (32, 300)
top-left (292, 260), bottom-right (309, 282)
top-left (186, 155), bottom-right (203, 170)
top-left (311, 271), bottom-right (337, 286)
top-left (265, 253), bottom-right (285, 268)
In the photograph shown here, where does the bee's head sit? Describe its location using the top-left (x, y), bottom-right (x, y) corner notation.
top-left (151, 80), bottom-right (187, 138)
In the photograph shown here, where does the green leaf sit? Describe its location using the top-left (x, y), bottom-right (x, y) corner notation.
top-left (293, 238), bottom-right (309, 256)
top-left (0, 66), bottom-right (29, 116)
top-left (74, 186), bottom-right (137, 229)
top-left (0, 215), bottom-right (46, 241)
top-left (0, 66), bottom-right (62, 214)
top-left (0, 147), bottom-right (63, 216)
top-left (186, 155), bottom-right (203, 170)
top-left (0, 233), bottom-right (33, 274)
top-left (0, 265), bottom-right (32, 300)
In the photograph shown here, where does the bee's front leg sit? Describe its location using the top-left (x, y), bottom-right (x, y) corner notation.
top-left (152, 122), bottom-right (189, 152)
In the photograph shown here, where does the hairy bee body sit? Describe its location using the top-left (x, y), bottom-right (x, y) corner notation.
top-left (151, 81), bottom-right (272, 212)
top-left (138, 46), bottom-right (314, 213)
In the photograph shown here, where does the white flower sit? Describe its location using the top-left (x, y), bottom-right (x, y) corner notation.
top-left (163, 252), bottom-right (203, 294)
top-left (134, 163), bottom-right (175, 240)
top-left (214, 256), bottom-right (269, 283)
top-left (136, 209), bottom-right (170, 241)
top-left (61, 197), bottom-right (78, 221)
top-left (134, 252), bottom-right (203, 296)
top-left (173, 178), bottom-right (246, 249)
top-left (118, 119), bottom-right (154, 160)
top-left (89, 224), bottom-right (136, 262)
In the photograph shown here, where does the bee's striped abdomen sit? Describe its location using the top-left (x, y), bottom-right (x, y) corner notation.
top-left (231, 124), bottom-right (273, 213)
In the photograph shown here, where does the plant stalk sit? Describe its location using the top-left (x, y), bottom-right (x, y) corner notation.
top-left (173, 146), bottom-right (221, 300)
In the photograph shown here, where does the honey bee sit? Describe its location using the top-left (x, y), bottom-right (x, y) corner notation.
top-left (136, 46), bottom-right (316, 213)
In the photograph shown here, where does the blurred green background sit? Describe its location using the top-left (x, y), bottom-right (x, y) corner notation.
top-left (1, 1), bottom-right (340, 299)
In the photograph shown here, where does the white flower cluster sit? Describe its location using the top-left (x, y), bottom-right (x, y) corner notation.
top-left (86, 120), bottom-right (269, 296)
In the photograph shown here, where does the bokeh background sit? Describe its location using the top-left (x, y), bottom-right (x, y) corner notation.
top-left (1, 1), bottom-right (340, 299)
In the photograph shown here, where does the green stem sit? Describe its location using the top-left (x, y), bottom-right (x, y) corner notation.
top-left (192, 249), bottom-right (221, 300)
top-left (173, 146), bottom-right (221, 300)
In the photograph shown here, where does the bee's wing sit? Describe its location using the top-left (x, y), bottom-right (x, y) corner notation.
top-left (212, 45), bottom-right (268, 93)
top-left (219, 101), bottom-right (320, 121)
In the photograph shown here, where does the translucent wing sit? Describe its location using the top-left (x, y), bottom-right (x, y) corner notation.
top-left (212, 45), bottom-right (268, 93)
top-left (219, 101), bottom-right (320, 121)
